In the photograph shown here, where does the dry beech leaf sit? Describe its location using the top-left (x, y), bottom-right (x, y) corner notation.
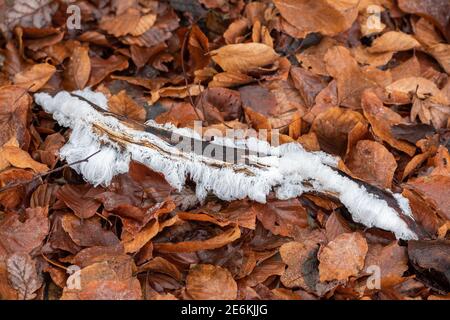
top-left (210, 43), bottom-right (278, 73)
top-left (88, 55), bottom-right (129, 87)
top-left (99, 8), bottom-right (141, 37)
top-left (324, 46), bottom-right (378, 109)
top-left (209, 71), bottom-right (254, 88)
top-left (362, 90), bottom-right (416, 156)
top-left (131, 13), bottom-right (158, 37)
top-left (352, 46), bottom-right (393, 67)
top-left (0, 169), bottom-right (35, 209)
top-left (368, 31), bottom-right (421, 53)
top-left (0, 207), bottom-right (49, 257)
top-left (426, 43), bottom-right (450, 74)
top-left (318, 232), bottom-right (368, 282)
top-left (240, 257), bottom-right (285, 287)
top-left (6, 253), bottom-right (42, 300)
top-left (346, 140), bottom-right (397, 189)
top-left (61, 261), bottom-right (142, 300)
top-left (13, 63), bottom-right (55, 92)
top-left (402, 188), bottom-right (444, 238)
top-left (325, 211), bottom-right (351, 241)
top-left (186, 264), bottom-right (237, 300)
top-left (64, 45), bottom-right (91, 91)
top-left (61, 215), bottom-right (120, 248)
top-left (0, 145), bottom-right (48, 173)
top-left (108, 90), bottom-right (146, 122)
top-left (273, 0), bottom-right (359, 37)
top-left (279, 238), bottom-right (338, 297)
top-left (253, 198), bottom-right (308, 238)
top-left (151, 85), bottom-right (204, 104)
top-left (311, 107), bottom-right (368, 158)
top-left (296, 37), bottom-right (338, 76)
top-left (56, 184), bottom-right (101, 219)
top-left (0, 85), bottom-right (31, 147)
top-left (386, 77), bottom-right (445, 101)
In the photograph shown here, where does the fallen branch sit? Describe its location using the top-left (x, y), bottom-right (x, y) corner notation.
top-left (34, 89), bottom-right (423, 240)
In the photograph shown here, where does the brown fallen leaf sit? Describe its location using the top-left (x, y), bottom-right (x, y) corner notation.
top-left (6, 253), bottom-right (42, 300)
top-left (273, 0), bottom-right (359, 37)
top-left (186, 264), bottom-right (237, 300)
top-left (0, 145), bottom-right (48, 173)
top-left (208, 71), bottom-right (254, 88)
top-left (364, 242), bottom-right (408, 288)
top-left (108, 90), bottom-right (146, 122)
top-left (324, 46), bottom-right (379, 109)
top-left (0, 168), bottom-right (35, 209)
top-left (0, 207), bottom-right (49, 258)
top-left (61, 261), bottom-right (142, 300)
top-left (368, 31), bottom-right (421, 54)
top-left (318, 232), bottom-right (368, 282)
top-left (13, 63), bottom-right (55, 92)
top-left (280, 240), bottom-right (338, 296)
top-left (346, 140), bottom-right (397, 189)
top-left (0, 85), bottom-right (31, 147)
top-left (63, 44), bottom-right (91, 91)
top-left (402, 188), bottom-right (444, 237)
top-left (362, 90), bottom-right (416, 156)
top-left (239, 256), bottom-right (285, 287)
top-left (352, 46), bottom-right (393, 67)
top-left (253, 198), bottom-right (308, 238)
top-left (61, 214), bottom-right (120, 248)
top-left (325, 211), bottom-right (352, 241)
top-left (87, 55), bottom-right (129, 87)
top-left (56, 184), bottom-right (102, 219)
top-left (290, 67), bottom-right (328, 108)
top-left (122, 220), bottom-right (159, 254)
top-left (99, 8), bottom-right (141, 37)
top-left (311, 107), bottom-right (368, 158)
top-left (210, 43), bottom-right (278, 73)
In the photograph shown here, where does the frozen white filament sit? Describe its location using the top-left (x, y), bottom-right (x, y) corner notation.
top-left (34, 89), bottom-right (418, 240)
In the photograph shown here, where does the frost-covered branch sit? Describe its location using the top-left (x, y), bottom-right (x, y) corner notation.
top-left (34, 89), bottom-right (421, 240)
